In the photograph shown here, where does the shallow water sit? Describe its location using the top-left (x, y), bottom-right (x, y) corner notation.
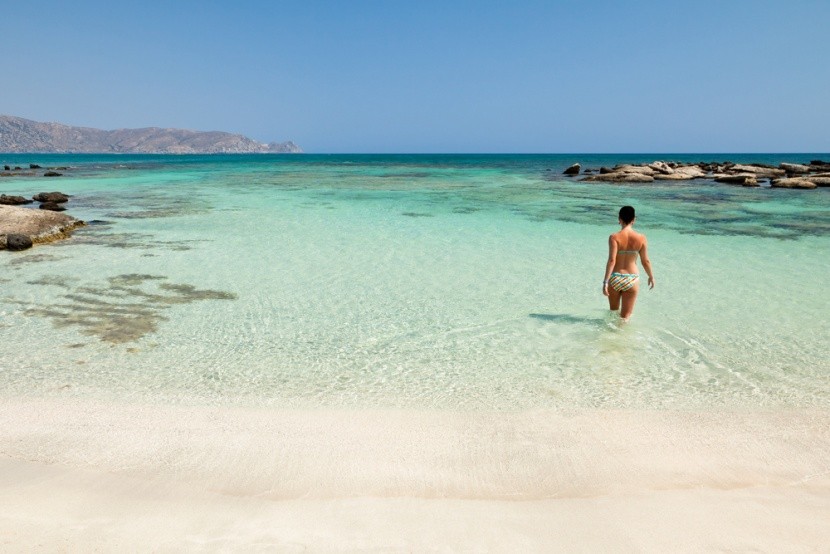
top-left (1, 154), bottom-right (828, 409)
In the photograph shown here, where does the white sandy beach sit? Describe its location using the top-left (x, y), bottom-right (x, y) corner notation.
top-left (1, 399), bottom-right (828, 551)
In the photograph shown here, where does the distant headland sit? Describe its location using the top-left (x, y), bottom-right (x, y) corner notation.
top-left (0, 115), bottom-right (301, 154)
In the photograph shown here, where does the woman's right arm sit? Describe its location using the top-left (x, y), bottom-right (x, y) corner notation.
top-left (640, 237), bottom-right (655, 289)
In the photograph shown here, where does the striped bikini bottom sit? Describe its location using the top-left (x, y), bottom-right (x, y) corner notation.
top-left (608, 272), bottom-right (639, 292)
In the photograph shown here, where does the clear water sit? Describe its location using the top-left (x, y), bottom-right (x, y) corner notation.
top-left (1, 154), bottom-right (828, 409)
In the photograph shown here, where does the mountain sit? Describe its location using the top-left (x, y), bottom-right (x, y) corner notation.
top-left (0, 115), bottom-right (301, 154)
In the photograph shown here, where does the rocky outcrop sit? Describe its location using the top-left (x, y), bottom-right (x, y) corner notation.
top-left (653, 172), bottom-right (693, 180)
top-left (0, 194), bottom-right (32, 205)
top-left (0, 115), bottom-right (302, 154)
top-left (582, 172), bottom-right (654, 183)
top-left (779, 163), bottom-right (811, 174)
top-left (770, 178), bottom-right (817, 189)
top-left (715, 174), bottom-right (758, 186)
top-left (0, 205), bottom-right (84, 249)
top-left (33, 191), bottom-right (69, 203)
top-left (563, 163), bottom-right (581, 175)
top-left (566, 159), bottom-right (829, 190)
top-left (730, 164), bottom-right (785, 177)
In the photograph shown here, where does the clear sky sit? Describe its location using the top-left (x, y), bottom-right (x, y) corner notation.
top-left (2, 0), bottom-right (828, 153)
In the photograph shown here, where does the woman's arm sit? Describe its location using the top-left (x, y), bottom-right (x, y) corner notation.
top-left (603, 235), bottom-right (617, 296)
top-left (640, 237), bottom-right (655, 289)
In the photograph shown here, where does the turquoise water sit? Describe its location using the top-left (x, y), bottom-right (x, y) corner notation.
top-left (1, 154), bottom-right (829, 409)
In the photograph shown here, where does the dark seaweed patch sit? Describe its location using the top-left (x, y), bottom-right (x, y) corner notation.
top-left (8, 254), bottom-right (65, 266)
top-left (17, 273), bottom-right (237, 344)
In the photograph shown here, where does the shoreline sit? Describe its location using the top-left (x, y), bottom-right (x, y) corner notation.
top-left (1, 398), bottom-right (828, 550)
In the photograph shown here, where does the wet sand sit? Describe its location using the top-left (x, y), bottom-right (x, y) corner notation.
top-left (1, 399), bottom-right (828, 551)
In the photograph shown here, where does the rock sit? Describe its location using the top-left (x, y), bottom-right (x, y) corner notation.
top-left (582, 173), bottom-right (654, 183)
top-left (43, 171), bottom-right (63, 177)
top-left (599, 167), bottom-right (614, 174)
top-left (563, 163), bottom-right (581, 175)
top-left (809, 160), bottom-right (828, 166)
top-left (583, 169), bottom-right (594, 174)
top-left (779, 163), bottom-right (810, 174)
top-left (615, 165), bottom-right (656, 175)
top-left (33, 191), bottom-right (69, 203)
top-left (672, 166), bottom-right (707, 178)
top-left (14, 166), bottom-right (21, 170)
top-left (6, 233), bottom-right (33, 251)
top-left (653, 173), bottom-right (693, 180)
top-left (0, 194), bottom-right (33, 205)
top-left (730, 164), bottom-right (785, 177)
top-left (30, 164), bottom-right (42, 169)
top-left (715, 174), bottom-right (757, 186)
top-left (0, 235), bottom-right (5, 249)
top-left (0, 205), bottom-right (84, 244)
top-left (647, 161), bottom-right (674, 174)
top-left (3, 165), bottom-right (9, 171)
top-left (770, 178), bottom-right (817, 189)
top-left (809, 177), bottom-right (830, 187)
top-left (39, 202), bottom-right (66, 211)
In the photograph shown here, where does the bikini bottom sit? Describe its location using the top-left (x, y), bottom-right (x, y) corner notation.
top-left (608, 272), bottom-right (639, 292)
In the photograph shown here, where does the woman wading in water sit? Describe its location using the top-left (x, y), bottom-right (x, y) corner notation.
top-left (603, 206), bottom-right (655, 321)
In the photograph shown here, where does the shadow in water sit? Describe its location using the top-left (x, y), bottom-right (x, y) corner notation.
top-left (529, 313), bottom-right (609, 326)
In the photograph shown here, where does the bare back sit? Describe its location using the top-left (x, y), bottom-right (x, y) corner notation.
top-left (609, 228), bottom-right (647, 274)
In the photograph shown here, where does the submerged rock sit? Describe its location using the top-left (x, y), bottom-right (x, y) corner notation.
top-left (563, 163), bottom-right (581, 175)
top-left (39, 201), bottom-right (66, 211)
top-left (43, 171), bottom-right (63, 177)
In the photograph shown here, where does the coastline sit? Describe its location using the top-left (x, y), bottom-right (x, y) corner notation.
top-left (1, 398), bottom-right (828, 550)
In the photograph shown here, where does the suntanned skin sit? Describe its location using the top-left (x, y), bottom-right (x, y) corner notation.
top-left (602, 217), bottom-right (655, 321)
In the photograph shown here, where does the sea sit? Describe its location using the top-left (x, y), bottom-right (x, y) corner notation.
top-left (1, 153), bottom-right (828, 411)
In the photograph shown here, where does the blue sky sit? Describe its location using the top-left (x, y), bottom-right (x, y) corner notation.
top-left (2, 0), bottom-right (828, 153)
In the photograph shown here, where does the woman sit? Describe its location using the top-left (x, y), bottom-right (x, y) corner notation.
top-left (602, 206), bottom-right (655, 321)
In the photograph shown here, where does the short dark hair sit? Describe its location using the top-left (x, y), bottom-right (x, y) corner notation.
top-left (619, 206), bottom-right (635, 224)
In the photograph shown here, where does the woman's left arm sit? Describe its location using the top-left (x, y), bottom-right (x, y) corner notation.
top-left (603, 235), bottom-right (617, 296)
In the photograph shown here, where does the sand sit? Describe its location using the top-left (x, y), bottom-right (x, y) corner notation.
top-left (1, 398), bottom-right (828, 551)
